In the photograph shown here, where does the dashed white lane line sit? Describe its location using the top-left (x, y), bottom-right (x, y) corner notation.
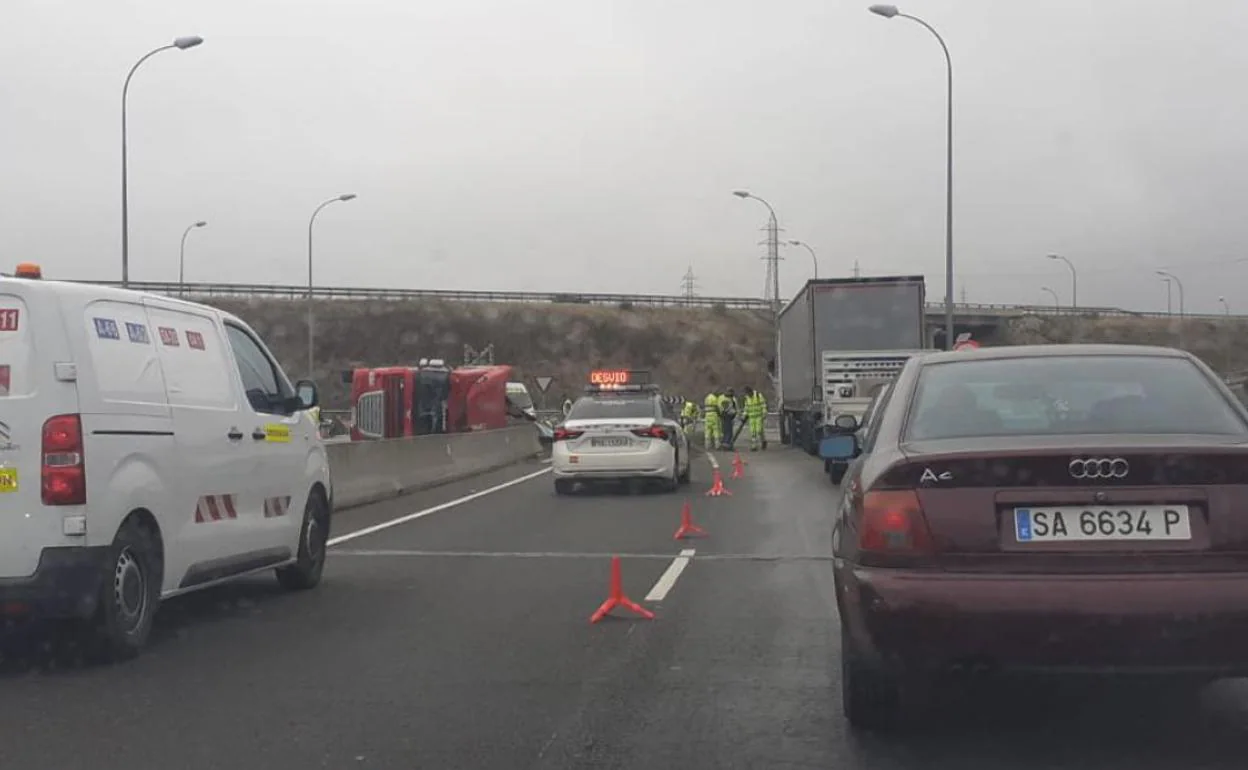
top-left (645, 548), bottom-right (696, 602)
top-left (327, 467), bottom-right (552, 547)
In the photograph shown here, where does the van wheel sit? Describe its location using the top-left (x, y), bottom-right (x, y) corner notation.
top-left (841, 624), bottom-right (901, 731)
top-left (277, 491), bottom-right (329, 591)
top-left (554, 479), bottom-right (574, 496)
top-left (89, 519), bottom-right (162, 661)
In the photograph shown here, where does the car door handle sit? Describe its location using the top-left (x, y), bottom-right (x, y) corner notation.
top-left (252, 429), bottom-right (267, 441)
top-left (227, 429), bottom-right (244, 441)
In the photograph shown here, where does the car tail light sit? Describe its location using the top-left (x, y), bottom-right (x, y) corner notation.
top-left (859, 490), bottom-right (932, 556)
top-left (631, 426), bottom-right (669, 440)
top-left (553, 427), bottom-right (584, 442)
top-left (42, 414), bottom-right (85, 506)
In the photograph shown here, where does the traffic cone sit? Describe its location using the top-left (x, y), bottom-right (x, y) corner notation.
top-left (730, 452), bottom-right (746, 479)
top-left (705, 467), bottom-right (732, 496)
top-left (590, 556), bottom-right (656, 624)
top-left (673, 500), bottom-right (707, 540)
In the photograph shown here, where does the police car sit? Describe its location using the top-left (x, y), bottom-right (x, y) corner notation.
top-left (0, 267), bottom-right (331, 659)
top-left (551, 370), bottom-right (692, 494)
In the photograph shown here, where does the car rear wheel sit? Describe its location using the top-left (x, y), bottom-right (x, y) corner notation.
top-left (554, 479), bottom-right (574, 496)
top-left (277, 490), bottom-right (330, 591)
top-left (87, 518), bottom-right (162, 661)
top-left (661, 451), bottom-right (680, 492)
top-left (678, 454), bottom-right (691, 484)
top-left (841, 624), bottom-right (901, 731)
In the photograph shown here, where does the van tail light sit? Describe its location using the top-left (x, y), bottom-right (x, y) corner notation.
top-left (42, 414), bottom-right (85, 506)
top-left (859, 490), bottom-right (933, 557)
top-left (553, 427), bottom-right (584, 442)
top-left (631, 426), bottom-right (669, 440)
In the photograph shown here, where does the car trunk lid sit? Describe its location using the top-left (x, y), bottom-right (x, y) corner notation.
top-left (887, 435), bottom-right (1248, 573)
top-left (560, 417), bottom-right (660, 455)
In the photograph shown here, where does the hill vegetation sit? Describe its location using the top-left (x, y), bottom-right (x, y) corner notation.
top-left (206, 297), bottom-right (776, 409)
top-left (201, 296), bottom-right (1248, 410)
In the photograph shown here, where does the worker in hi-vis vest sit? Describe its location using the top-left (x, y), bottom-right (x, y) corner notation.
top-left (743, 386), bottom-right (767, 451)
top-left (703, 390), bottom-right (721, 449)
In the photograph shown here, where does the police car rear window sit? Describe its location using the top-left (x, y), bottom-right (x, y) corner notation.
top-left (567, 396), bottom-right (657, 420)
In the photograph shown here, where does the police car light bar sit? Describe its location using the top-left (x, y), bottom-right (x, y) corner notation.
top-left (584, 382), bottom-right (659, 394)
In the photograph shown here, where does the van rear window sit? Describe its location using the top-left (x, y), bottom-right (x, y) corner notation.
top-left (0, 296), bottom-right (30, 398)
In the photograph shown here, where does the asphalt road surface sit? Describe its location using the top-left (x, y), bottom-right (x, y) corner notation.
top-left (5, 450), bottom-right (1248, 769)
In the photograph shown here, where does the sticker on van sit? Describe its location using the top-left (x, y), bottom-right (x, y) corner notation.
top-left (0, 366), bottom-right (8, 397)
top-left (263, 423), bottom-right (292, 443)
top-left (125, 322), bottom-right (150, 345)
top-left (186, 331), bottom-right (205, 350)
top-left (158, 327), bottom-right (180, 346)
top-left (93, 317), bottom-right (120, 340)
top-left (0, 309), bottom-right (18, 332)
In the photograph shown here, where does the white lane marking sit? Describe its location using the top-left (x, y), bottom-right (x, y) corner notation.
top-left (706, 452), bottom-right (719, 470)
top-left (330, 549), bottom-right (834, 562)
top-left (540, 457), bottom-right (553, 465)
top-left (332, 549), bottom-right (682, 559)
top-left (327, 467), bottom-right (552, 547)
top-left (645, 548), bottom-right (696, 602)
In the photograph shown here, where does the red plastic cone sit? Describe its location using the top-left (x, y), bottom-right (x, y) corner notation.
top-left (673, 500), bottom-right (707, 540)
top-left (730, 452), bottom-right (746, 479)
top-left (590, 556), bottom-right (656, 624)
top-left (705, 467), bottom-right (733, 496)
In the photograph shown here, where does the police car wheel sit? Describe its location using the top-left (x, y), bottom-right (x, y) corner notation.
top-left (661, 453), bottom-right (680, 492)
top-left (277, 490), bottom-right (330, 591)
top-left (678, 456), bottom-right (691, 484)
top-left (88, 518), bottom-right (162, 661)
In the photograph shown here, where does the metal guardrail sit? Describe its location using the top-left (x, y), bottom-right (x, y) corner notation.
top-left (71, 280), bottom-right (1246, 321)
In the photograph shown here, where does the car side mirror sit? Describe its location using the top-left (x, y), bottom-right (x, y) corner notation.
top-left (819, 433), bottom-right (860, 460)
top-left (295, 379), bottom-right (319, 410)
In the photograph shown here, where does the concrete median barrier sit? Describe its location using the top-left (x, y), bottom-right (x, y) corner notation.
top-left (326, 424), bottom-right (544, 511)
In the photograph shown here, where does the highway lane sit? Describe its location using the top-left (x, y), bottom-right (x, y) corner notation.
top-left (4, 450), bottom-right (1248, 767)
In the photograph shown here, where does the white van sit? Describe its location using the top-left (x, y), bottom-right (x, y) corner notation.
top-left (0, 273), bottom-right (331, 659)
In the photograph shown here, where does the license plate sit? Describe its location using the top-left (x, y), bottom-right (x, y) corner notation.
top-left (1014, 505), bottom-right (1191, 542)
top-left (0, 468), bottom-right (15, 493)
top-left (591, 437), bottom-right (630, 448)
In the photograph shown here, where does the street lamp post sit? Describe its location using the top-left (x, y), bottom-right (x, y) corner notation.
top-left (121, 36), bottom-right (204, 289)
top-left (787, 239), bottom-right (819, 279)
top-left (1155, 270), bottom-right (1185, 317)
top-left (1160, 276), bottom-right (1173, 315)
top-left (869, 4), bottom-right (954, 348)
top-left (1047, 253), bottom-right (1077, 310)
top-left (178, 220), bottom-right (208, 296)
top-left (1220, 296), bottom-right (1230, 315)
top-left (732, 190), bottom-right (781, 307)
top-left (1040, 286), bottom-right (1059, 311)
top-left (1156, 270), bottom-right (1186, 348)
top-left (307, 194), bottom-right (358, 377)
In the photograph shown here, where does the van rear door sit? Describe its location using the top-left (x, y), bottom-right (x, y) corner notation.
top-left (0, 281), bottom-right (81, 578)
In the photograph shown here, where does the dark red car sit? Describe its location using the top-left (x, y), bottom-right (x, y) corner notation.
top-left (822, 344), bottom-right (1248, 730)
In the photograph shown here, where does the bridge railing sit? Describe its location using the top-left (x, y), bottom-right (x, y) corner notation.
top-left (68, 280), bottom-right (1243, 320)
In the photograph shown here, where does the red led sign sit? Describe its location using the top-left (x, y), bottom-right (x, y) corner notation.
top-left (589, 370), bottom-right (630, 386)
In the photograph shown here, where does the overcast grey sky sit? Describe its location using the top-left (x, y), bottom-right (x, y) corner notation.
top-left (4, 0), bottom-right (1248, 313)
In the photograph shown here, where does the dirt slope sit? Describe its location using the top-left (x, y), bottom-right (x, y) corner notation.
top-left (201, 297), bottom-right (1248, 410)
top-left (206, 298), bottom-right (777, 409)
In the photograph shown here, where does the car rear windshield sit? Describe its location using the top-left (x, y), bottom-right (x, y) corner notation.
top-left (566, 396), bottom-right (657, 420)
top-left (905, 355), bottom-right (1247, 441)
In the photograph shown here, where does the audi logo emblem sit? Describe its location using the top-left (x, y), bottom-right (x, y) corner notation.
top-left (1069, 457), bottom-right (1129, 480)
